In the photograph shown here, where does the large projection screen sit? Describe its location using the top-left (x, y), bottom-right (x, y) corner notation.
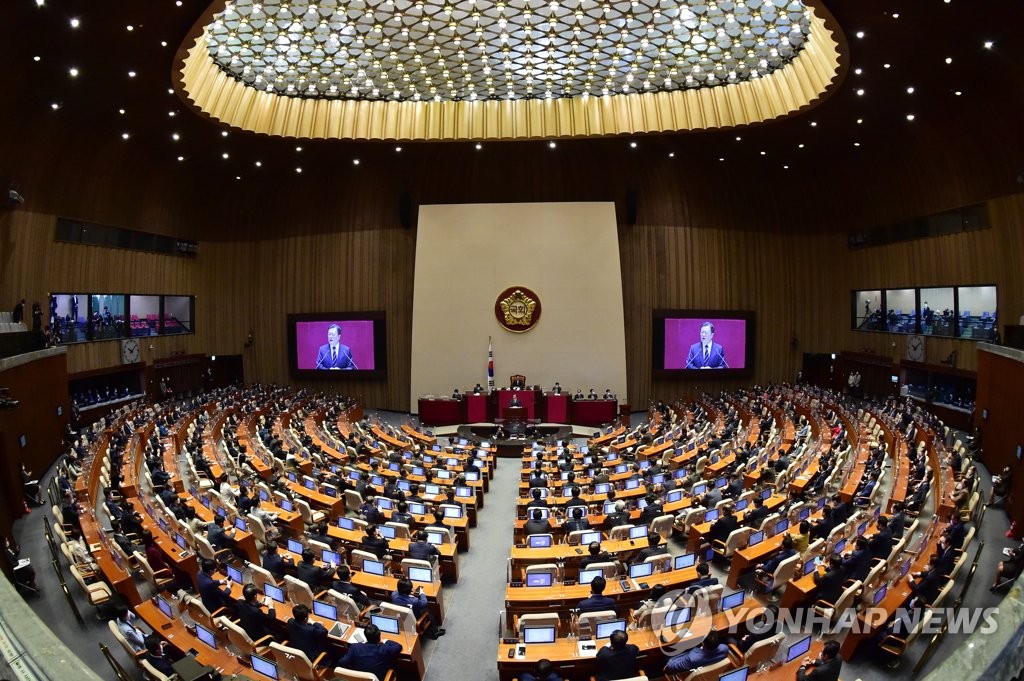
top-left (410, 202), bottom-right (627, 412)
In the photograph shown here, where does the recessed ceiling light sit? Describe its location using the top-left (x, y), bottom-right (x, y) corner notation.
top-left (854, 142), bottom-right (861, 147)
top-left (629, 141), bottom-right (637, 149)
top-left (395, 146), bottom-right (402, 152)
top-left (945, 57), bottom-right (953, 64)
top-left (883, 63), bottom-right (891, 69)
top-left (353, 158), bottom-right (360, 165)
top-left (35, 0), bottom-right (44, 6)
top-left (295, 167), bottom-right (302, 173)
top-left (855, 30), bottom-right (865, 39)
top-left (548, 141), bottom-right (556, 149)
top-left (167, 88), bottom-right (173, 95)
top-left (168, 111), bottom-right (176, 117)
top-left (235, 176), bottom-right (241, 180)
top-left (735, 136), bottom-right (742, 141)
top-left (475, 143), bottom-right (482, 150)
top-left (221, 131), bottom-right (229, 137)
top-left (718, 157), bottom-right (725, 161)
top-left (892, 13), bottom-right (899, 18)
top-left (854, 68), bottom-right (862, 75)
top-left (68, 67), bottom-right (79, 77)
top-left (906, 86), bottom-right (915, 94)
top-left (176, 0), bottom-right (182, 5)
top-left (172, 133), bottom-right (180, 141)
top-left (856, 118), bottom-right (863, 124)
top-left (50, 102), bottom-right (60, 110)
top-left (856, 89), bottom-right (865, 96)
top-left (954, 90), bottom-right (962, 96)
top-left (983, 41), bottom-right (994, 49)
top-left (121, 132), bottom-right (130, 140)
top-left (126, 25), bottom-right (134, 32)
top-left (295, 145), bottom-right (302, 151)
top-left (783, 165), bottom-right (789, 169)
top-left (906, 114), bottom-right (915, 121)
top-left (128, 70), bottom-right (136, 78)
top-left (798, 143), bottom-right (805, 148)
top-left (161, 41), bottom-right (168, 47)
top-left (222, 152), bottom-right (229, 159)
top-left (177, 155), bottom-right (184, 161)
top-left (69, 17), bottom-right (80, 28)
top-left (33, 55), bottom-right (41, 62)
top-left (255, 161), bottom-right (262, 167)
top-left (668, 152), bottom-right (675, 158)
top-left (119, 108), bottom-right (126, 114)
top-left (809, 121), bottom-right (817, 127)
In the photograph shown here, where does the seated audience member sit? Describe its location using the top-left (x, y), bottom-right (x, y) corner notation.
top-left (992, 546), bottom-right (1023, 591)
top-left (664, 630), bottom-right (729, 674)
top-left (634, 532), bottom-right (667, 564)
top-left (336, 623), bottom-right (402, 679)
top-left (755, 534), bottom-right (797, 586)
top-left (868, 516), bottom-right (894, 560)
top-left (683, 561), bottom-right (718, 594)
top-left (732, 604), bottom-right (780, 653)
top-left (363, 525), bottom-right (391, 559)
top-left (143, 635), bottom-right (177, 676)
top-left (520, 658), bottom-right (561, 681)
top-left (391, 578), bottom-right (445, 639)
top-left (115, 607), bottom-right (148, 652)
top-left (797, 639), bottom-right (842, 680)
top-left (581, 542), bottom-right (614, 569)
top-left (197, 558), bottom-right (232, 614)
top-left (332, 565), bottom-right (372, 609)
top-left (409, 530), bottom-right (441, 563)
top-left (236, 583), bottom-right (276, 641)
top-left (577, 575), bottom-right (617, 614)
top-left (524, 508), bottom-right (552, 536)
top-left (813, 554), bottom-right (847, 605)
top-left (604, 501), bottom-right (631, 530)
top-left (709, 505), bottom-right (739, 545)
top-left (563, 506), bottom-right (590, 533)
top-left (262, 541), bottom-right (291, 578)
top-left (296, 548), bottom-right (335, 590)
top-left (287, 604), bottom-right (330, 665)
top-left (595, 629), bottom-right (640, 681)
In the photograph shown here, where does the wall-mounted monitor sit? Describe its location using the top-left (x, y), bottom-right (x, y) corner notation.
top-left (652, 310), bottom-right (754, 378)
top-left (288, 312), bottom-right (387, 379)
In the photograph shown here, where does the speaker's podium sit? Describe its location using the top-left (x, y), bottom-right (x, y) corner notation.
top-left (501, 405), bottom-right (527, 422)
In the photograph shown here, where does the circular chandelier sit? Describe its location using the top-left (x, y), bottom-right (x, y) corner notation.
top-left (204, 0), bottom-right (813, 103)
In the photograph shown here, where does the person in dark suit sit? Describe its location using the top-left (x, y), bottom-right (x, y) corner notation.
top-left (797, 639), bottom-right (842, 680)
top-left (683, 561), bottom-right (718, 594)
top-left (909, 555), bottom-right (944, 606)
top-left (315, 324), bottom-right (356, 370)
top-left (336, 623), bottom-right (401, 679)
top-left (296, 548), bottom-right (335, 590)
top-left (207, 516), bottom-right (233, 552)
top-left (362, 525), bottom-right (391, 560)
top-left (409, 530), bottom-right (441, 563)
top-left (604, 501), bottom-right (631, 531)
top-left (745, 496), bottom-right (769, 528)
top-left (262, 541), bottom-right (290, 578)
top-left (756, 534), bottom-right (797, 579)
top-left (197, 558), bottom-right (231, 614)
top-left (638, 494), bottom-right (664, 526)
top-left (813, 555), bottom-right (846, 604)
top-left (287, 604), bottom-right (329, 664)
top-left (595, 629), bottom-right (640, 681)
top-left (564, 486), bottom-right (588, 511)
top-left (581, 542), bottom-right (614, 569)
top-left (888, 503), bottom-right (908, 540)
top-left (524, 508), bottom-right (552, 536)
top-left (664, 630), bottom-right (729, 673)
top-left (709, 506), bottom-right (739, 545)
top-left (733, 604), bottom-right (780, 653)
top-left (563, 506), bottom-right (590, 534)
top-left (551, 383), bottom-right (562, 395)
top-left (634, 532), bottom-right (667, 564)
top-left (868, 516), bottom-right (894, 560)
top-left (944, 516), bottom-right (967, 550)
top-left (684, 322), bottom-right (727, 369)
top-left (577, 575), bottom-right (616, 614)
top-left (236, 583), bottom-right (276, 641)
top-left (842, 537), bottom-right (872, 582)
top-left (143, 635), bottom-right (177, 676)
top-left (391, 578), bottom-right (445, 638)
top-left (332, 565), bottom-right (372, 609)
top-left (520, 659), bottom-right (561, 681)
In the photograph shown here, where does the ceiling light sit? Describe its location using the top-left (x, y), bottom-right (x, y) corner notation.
top-left (629, 141), bottom-right (637, 149)
top-left (855, 89), bottom-right (864, 96)
top-left (883, 63), bottom-right (891, 69)
top-left (891, 13), bottom-right (899, 18)
top-left (236, 176), bottom-right (241, 180)
top-left (221, 131), bottom-right (229, 137)
top-left (854, 68), bottom-right (862, 75)
top-left (295, 146), bottom-right (302, 152)
top-left (33, 56), bottom-right (41, 62)
top-left (68, 67), bottom-right (79, 77)
top-left (172, 133), bottom-right (180, 141)
top-left (798, 143), bottom-right (805, 148)
top-left (548, 141), bottom-right (556, 149)
top-left (128, 71), bottom-right (137, 78)
top-left (475, 143), bottom-right (482, 150)
top-left (906, 114), bottom-right (915, 121)
top-left (856, 118), bottom-right (863, 124)
top-left (718, 157), bottom-right (725, 162)
top-left (121, 132), bottom-right (130, 140)
top-left (69, 18), bottom-right (80, 28)
top-left (126, 25), bottom-right (134, 32)
top-left (222, 152), bottom-right (229, 159)
top-left (177, 156), bottom-right (185, 161)
top-left (735, 136), bottom-right (742, 141)
top-left (954, 90), bottom-right (962, 96)
top-left (668, 152), bottom-right (675, 158)
top-left (906, 86), bottom-right (915, 94)
top-left (809, 121), bottom-right (817, 127)
top-left (167, 88), bottom-right (174, 95)
top-left (855, 31), bottom-right (865, 39)
top-left (119, 108), bottom-right (126, 114)
top-left (50, 102), bottom-right (60, 110)
top-left (295, 167), bottom-right (302, 173)
top-left (255, 161), bottom-right (262, 167)
top-left (35, 0), bottom-right (44, 6)
top-left (395, 146), bottom-right (402, 152)
top-left (983, 41), bottom-right (994, 49)
top-left (760, 151), bottom-right (766, 156)
top-left (161, 41), bottom-right (168, 47)
top-left (945, 57), bottom-right (953, 64)
top-left (783, 165), bottom-right (789, 169)
top-left (853, 142), bottom-right (861, 147)
top-left (353, 159), bottom-right (361, 165)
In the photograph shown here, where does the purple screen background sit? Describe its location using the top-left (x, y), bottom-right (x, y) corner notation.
top-left (663, 318), bottom-right (747, 370)
top-left (295, 320), bottom-right (376, 370)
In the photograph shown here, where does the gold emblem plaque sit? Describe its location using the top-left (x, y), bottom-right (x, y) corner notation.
top-left (495, 287), bottom-right (542, 333)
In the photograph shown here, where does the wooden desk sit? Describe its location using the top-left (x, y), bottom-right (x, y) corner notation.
top-left (135, 600), bottom-right (249, 677)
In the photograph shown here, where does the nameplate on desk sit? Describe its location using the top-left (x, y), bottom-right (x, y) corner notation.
top-left (89, 543), bottom-right (102, 554)
top-left (577, 641), bottom-right (598, 657)
top-left (501, 637), bottom-right (519, 645)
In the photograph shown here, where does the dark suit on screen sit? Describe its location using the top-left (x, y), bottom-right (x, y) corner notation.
top-left (316, 343), bottom-right (356, 370)
top-left (685, 342), bottom-right (727, 369)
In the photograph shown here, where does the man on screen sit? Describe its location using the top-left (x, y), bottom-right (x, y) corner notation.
top-left (315, 324), bottom-right (357, 370)
top-left (685, 322), bottom-right (728, 369)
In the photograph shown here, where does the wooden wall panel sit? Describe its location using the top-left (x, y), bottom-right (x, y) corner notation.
top-left (974, 350), bottom-right (1024, 526)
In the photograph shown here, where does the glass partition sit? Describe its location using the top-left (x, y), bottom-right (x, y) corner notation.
top-left (920, 287), bottom-right (955, 337)
top-left (163, 296), bottom-right (193, 334)
top-left (957, 286), bottom-right (997, 340)
top-left (128, 295), bottom-right (161, 336)
top-left (853, 290), bottom-right (883, 331)
top-left (90, 294), bottom-right (126, 340)
top-left (884, 289), bottom-right (917, 333)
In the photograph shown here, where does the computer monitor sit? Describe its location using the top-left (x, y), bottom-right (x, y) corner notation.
top-left (804, 559), bottom-right (818, 575)
top-left (531, 508), bottom-right (551, 519)
top-left (603, 502), bottom-right (617, 514)
top-left (526, 572), bottom-right (554, 587)
top-left (522, 626), bottom-right (557, 644)
top-left (313, 600), bottom-right (338, 620)
top-left (629, 562), bottom-right (654, 579)
top-left (596, 619), bottom-right (627, 639)
top-left (720, 590), bottom-right (745, 611)
top-left (664, 607), bottom-right (692, 627)
top-left (456, 486), bottom-right (473, 498)
top-left (436, 469), bottom-right (452, 479)
top-left (628, 525), bottom-right (648, 539)
top-left (858, 522), bottom-right (868, 536)
top-left (447, 457), bottom-right (460, 466)
top-left (363, 559), bottom-right (385, 576)
top-left (834, 538), bottom-right (847, 555)
top-left (443, 506), bottom-right (463, 518)
top-left (873, 583), bottom-right (888, 605)
top-left (411, 466), bottom-right (425, 476)
top-left (279, 499), bottom-right (294, 512)
top-left (692, 484), bottom-right (707, 497)
top-left (720, 665), bottom-right (749, 681)
top-left (174, 533), bottom-right (187, 550)
top-left (816, 496), bottom-right (827, 509)
top-left (674, 553), bottom-right (697, 570)
top-left (426, 531), bottom-right (445, 545)
top-left (425, 484), bottom-right (441, 495)
top-left (258, 489), bottom-right (270, 501)
top-left (337, 517), bottom-right (355, 530)
top-left (667, 489), bottom-right (683, 503)
top-left (786, 635), bottom-right (812, 663)
top-left (715, 477), bottom-right (729, 489)
top-left (287, 472), bottom-right (298, 482)
top-left (264, 583), bottom-right (285, 603)
top-left (371, 476), bottom-right (384, 486)
top-left (580, 531), bottom-right (602, 545)
top-left (378, 525), bottom-right (397, 540)
top-left (370, 614), bottom-right (400, 635)
top-left (226, 564), bottom-right (244, 584)
top-left (157, 518), bottom-right (168, 534)
top-left (215, 506), bottom-right (227, 518)
top-left (156, 595), bottom-right (173, 619)
top-left (774, 518), bottom-right (789, 536)
top-left (250, 654), bottom-right (280, 680)
top-left (595, 483), bottom-right (611, 494)
top-left (195, 622), bottom-right (217, 648)
top-left (900, 560), bottom-right (912, 577)
top-left (408, 502), bottom-right (427, 515)
top-left (408, 566), bottom-right (433, 583)
top-left (234, 517), bottom-right (248, 532)
top-left (799, 507), bottom-right (812, 521)
top-left (388, 462), bottom-right (401, 472)
top-left (735, 499), bottom-right (749, 512)
top-left (528, 535), bottom-right (552, 548)
top-left (287, 538), bottom-right (305, 554)
top-left (674, 467), bottom-right (689, 480)
top-left (397, 480), bottom-right (412, 492)
top-left (747, 531), bottom-right (765, 547)
top-left (348, 470), bottom-right (362, 481)
top-left (322, 550), bottom-right (343, 566)
top-left (200, 496), bottom-right (211, 508)
top-left (704, 509), bottom-right (720, 523)
top-left (303, 478), bottom-right (315, 490)
top-left (375, 497), bottom-right (394, 510)
top-left (637, 498), bottom-right (648, 510)
top-left (465, 471), bottom-right (480, 481)
top-left (760, 489), bottom-right (772, 500)
top-left (651, 473), bottom-right (665, 484)
top-left (578, 568), bottom-right (603, 584)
